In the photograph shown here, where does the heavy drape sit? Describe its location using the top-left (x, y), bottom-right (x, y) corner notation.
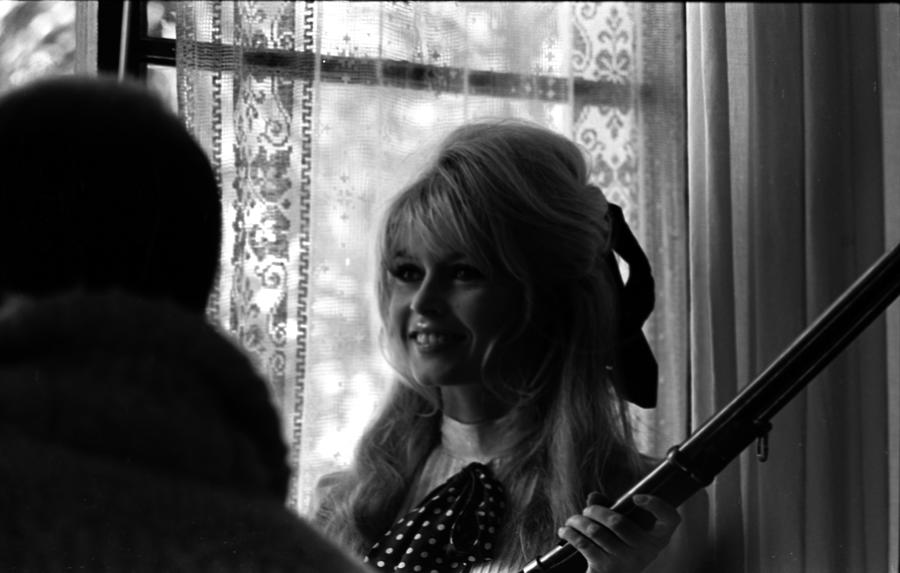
top-left (688, 4), bottom-right (899, 572)
top-left (175, 1), bottom-right (687, 514)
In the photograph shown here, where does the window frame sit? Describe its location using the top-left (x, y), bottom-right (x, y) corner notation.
top-left (97, 0), bottom-right (642, 110)
top-left (97, 0), bottom-right (170, 78)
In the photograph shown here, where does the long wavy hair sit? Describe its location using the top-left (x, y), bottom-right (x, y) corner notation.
top-left (314, 119), bottom-right (646, 568)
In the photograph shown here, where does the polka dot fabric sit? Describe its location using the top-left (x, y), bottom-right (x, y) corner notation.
top-left (364, 462), bottom-right (505, 573)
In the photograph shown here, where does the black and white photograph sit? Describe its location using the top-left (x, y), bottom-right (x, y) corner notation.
top-left (0, 2), bottom-right (897, 572)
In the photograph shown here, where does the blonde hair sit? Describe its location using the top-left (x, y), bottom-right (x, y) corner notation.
top-left (315, 119), bottom-right (644, 567)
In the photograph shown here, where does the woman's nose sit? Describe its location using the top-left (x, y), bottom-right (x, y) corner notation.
top-left (410, 276), bottom-right (447, 316)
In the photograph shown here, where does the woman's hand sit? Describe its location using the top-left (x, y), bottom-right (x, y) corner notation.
top-left (557, 493), bottom-right (681, 573)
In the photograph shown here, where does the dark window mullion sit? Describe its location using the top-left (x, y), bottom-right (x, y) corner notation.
top-left (97, 0), bottom-right (148, 78)
top-left (97, 0), bottom-right (125, 75)
top-left (129, 0), bottom-right (149, 78)
top-left (141, 41), bottom-right (635, 106)
top-left (129, 0), bottom-right (643, 108)
top-left (142, 37), bottom-right (176, 67)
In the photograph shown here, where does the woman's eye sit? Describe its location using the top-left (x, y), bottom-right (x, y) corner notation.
top-left (389, 263), bottom-right (423, 282)
top-left (453, 265), bottom-right (484, 281)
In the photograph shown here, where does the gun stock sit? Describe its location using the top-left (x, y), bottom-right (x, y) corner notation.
top-left (520, 242), bottom-right (900, 573)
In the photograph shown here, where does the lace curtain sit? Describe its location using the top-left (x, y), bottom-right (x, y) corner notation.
top-left (175, 1), bottom-right (686, 513)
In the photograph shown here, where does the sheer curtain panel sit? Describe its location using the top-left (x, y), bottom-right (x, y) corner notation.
top-left (175, 1), bottom-right (687, 514)
top-left (687, 4), bottom-right (900, 572)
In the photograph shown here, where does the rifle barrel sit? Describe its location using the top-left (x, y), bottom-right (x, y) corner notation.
top-left (520, 242), bottom-right (900, 573)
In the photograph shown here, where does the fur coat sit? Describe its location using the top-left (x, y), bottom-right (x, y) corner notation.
top-left (0, 291), bottom-right (370, 573)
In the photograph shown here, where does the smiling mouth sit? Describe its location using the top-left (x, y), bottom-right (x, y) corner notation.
top-left (410, 331), bottom-right (464, 351)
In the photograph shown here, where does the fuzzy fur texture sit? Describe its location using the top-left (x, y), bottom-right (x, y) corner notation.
top-left (0, 291), bottom-right (369, 573)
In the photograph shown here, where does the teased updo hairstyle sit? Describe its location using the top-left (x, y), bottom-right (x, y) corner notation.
top-left (0, 76), bottom-right (220, 314)
top-left (377, 118), bottom-right (618, 405)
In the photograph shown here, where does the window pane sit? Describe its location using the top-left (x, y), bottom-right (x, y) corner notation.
top-left (318, 1), bottom-right (567, 76)
top-left (147, 0), bottom-right (176, 39)
top-left (0, 0), bottom-right (76, 94)
top-left (147, 63), bottom-right (177, 113)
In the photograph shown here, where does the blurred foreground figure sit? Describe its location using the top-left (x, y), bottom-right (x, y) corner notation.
top-left (0, 77), bottom-right (369, 573)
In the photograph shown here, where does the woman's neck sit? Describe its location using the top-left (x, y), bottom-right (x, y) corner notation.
top-left (439, 384), bottom-right (511, 424)
top-left (440, 411), bottom-right (518, 463)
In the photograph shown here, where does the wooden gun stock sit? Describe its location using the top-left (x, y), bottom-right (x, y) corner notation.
top-left (520, 242), bottom-right (900, 573)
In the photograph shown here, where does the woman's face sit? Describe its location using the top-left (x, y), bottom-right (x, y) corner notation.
top-left (384, 239), bottom-right (518, 389)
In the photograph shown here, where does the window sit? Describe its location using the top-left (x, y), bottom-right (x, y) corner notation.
top-left (99, 0), bottom-right (687, 514)
top-left (0, 1), bottom-right (77, 93)
top-left (94, 0), bottom-right (176, 109)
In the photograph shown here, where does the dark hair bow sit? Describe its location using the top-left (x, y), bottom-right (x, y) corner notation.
top-left (604, 203), bottom-right (658, 408)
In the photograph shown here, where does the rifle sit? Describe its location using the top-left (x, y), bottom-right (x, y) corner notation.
top-left (520, 242), bottom-right (900, 573)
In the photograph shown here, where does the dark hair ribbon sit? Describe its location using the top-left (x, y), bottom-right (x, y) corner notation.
top-left (604, 203), bottom-right (659, 408)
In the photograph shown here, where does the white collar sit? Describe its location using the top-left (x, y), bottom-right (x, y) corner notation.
top-left (439, 413), bottom-right (517, 463)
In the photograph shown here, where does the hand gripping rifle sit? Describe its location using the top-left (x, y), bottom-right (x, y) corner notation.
top-left (520, 242), bottom-right (900, 573)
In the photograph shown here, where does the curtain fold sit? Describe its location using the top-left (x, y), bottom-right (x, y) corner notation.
top-left (74, 1), bottom-right (97, 76)
top-left (686, 5), bottom-right (744, 569)
top-left (630, 3), bottom-right (690, 457)
top-left (881, 8), bottom-right (900, 570)
top-left (687, 4), bottom-right (898, 572)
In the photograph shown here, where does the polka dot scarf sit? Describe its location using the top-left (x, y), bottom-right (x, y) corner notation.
top-left (364, 462), bottom-right (506, 573)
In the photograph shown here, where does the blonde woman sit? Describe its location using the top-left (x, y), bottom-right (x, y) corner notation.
top-left (315, 120), bottom-right (707, 573)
